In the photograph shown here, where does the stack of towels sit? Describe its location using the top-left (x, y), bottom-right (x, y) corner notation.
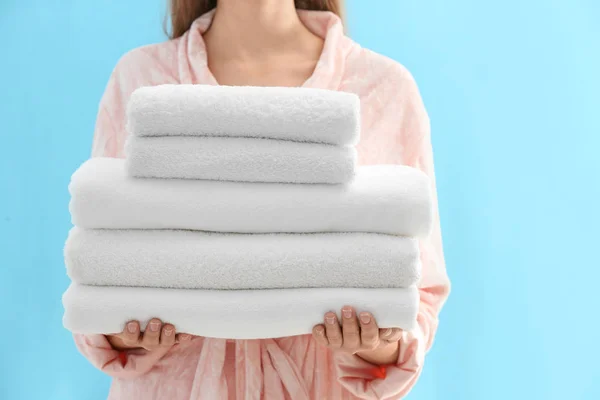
top-left (62, 85), bottom-right (433, 340)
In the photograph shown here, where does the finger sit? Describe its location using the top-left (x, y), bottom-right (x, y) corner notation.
top-left (323, 311), bottom-right (342, 349)
top-left (176, 333), bottom-right (191, 344)
top-left (358, 312), bottom-right (379, 350)
top-left (122, 321), bottom-right (141, 346)
top-left (380, 328), bottom-right (403, 343)
top-left (386, 328), bottom-right (403, 342)
top-left (312, 324), bottom-right (329, 347)
top-left (341, 306), bottom-right (360, 352)
top-left (160, 324), bottom-right (176, 347)
top-left (141, 318), bottom-right (162, 349)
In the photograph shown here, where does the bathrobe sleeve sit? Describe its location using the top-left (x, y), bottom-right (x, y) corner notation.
top-left (334, 69), bottom-right (451, 399)
top-left (90, 66), bottom-right (128, 159)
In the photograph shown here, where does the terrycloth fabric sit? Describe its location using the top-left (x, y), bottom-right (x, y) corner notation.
top-left (63, 283), bottom-right (419, 339)
top-left (127, 84), bottom-right (360, 146)
top-left (124, 136), bottom-right (356, 184)
top-left (65, 228), bottom-right (421, 290)
top-left (70, 158), bottom-right (433, 237)
top-left (83, 9), bottom-right (450, 400)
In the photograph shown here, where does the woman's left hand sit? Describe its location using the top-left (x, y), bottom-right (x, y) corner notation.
top-left (312, 306), bottom-right (402, 365)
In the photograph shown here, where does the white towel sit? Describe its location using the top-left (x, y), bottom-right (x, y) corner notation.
top-left (127, 84), bottom-right (360, 146)
top-left (125, 136), bottom-right (356, 184)
top-left (62, 284), bottom-right (419, 339)
top-left (65, 228), bottom-right (421, 290)
top-left (70, 158), bottom-right (433, 237)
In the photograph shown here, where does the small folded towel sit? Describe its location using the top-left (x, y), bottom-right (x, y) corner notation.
top-left (70, 158), bottom-right (432, 237)
top-left (62, 284), bottom-right (419, 339)
top-left (125, 136), bottom-right (356, 184)
top-left (127, 84), bottom-right (360, 146)
top-left (65, 228), bottom-right (421, 290)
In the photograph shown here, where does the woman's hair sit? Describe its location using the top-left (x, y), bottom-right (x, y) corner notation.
top-left (166, 0), bottom-right (343, 39)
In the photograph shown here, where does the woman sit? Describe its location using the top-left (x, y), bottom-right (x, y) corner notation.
top-left (74, 0), bottom-right (450, 398)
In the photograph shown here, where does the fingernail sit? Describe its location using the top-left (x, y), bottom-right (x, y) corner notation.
top-left (149, 322), bottom-right (160, 332)
top-left (315, 326), bottom-right (324, 335)
top-left (164, 327), bottom-right (173, 337)
top-left (127, 322), bottom-right (137, 333)
top-left (359, 313), bottom-right (371, 324)
top-left (342, 307), bottom-right (353, 319)
top-left (382, 328), bottom-right (392, 338)
top-left (325, 314), bottom-right (336, 324)
top-left (180, 334), bottom-right (190, 341)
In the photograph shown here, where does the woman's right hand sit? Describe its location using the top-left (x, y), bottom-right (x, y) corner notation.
top-left (106, 319), bottom-right (191, 351)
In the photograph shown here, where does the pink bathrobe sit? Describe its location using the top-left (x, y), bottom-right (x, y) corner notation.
top-left (75, 10), bottom-right (450, 400)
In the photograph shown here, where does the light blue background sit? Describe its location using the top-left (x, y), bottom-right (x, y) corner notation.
top-left (1, 0), bottom-right (599, 399)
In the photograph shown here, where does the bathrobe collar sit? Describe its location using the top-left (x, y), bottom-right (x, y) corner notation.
top-left (177, 9), bottom-right (354, 90)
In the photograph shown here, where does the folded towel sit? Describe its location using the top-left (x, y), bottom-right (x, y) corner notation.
top-left (65, 228), bottom-right (421, 290)
top-left (62, 284), bottom-right (419, 339)
top-left (127, 84), bottom-right (360, 146)
top-left (70, 158), bottom-right (433, 237)
top-left (125, 136), bottom-right (356, 184)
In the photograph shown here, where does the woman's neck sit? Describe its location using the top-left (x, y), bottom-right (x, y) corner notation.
top-left (204, 0), bottom-right (320, 61)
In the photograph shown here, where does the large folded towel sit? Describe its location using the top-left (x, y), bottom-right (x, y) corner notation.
top-left (62, 284), bottom-right (419, 339)
top-left (70, 158), bottom-right (432, 237)
top-left (65, 228), bottom-right (421, 290)
top-left (127, 84), bottom-right (360, 146)
top-left (125, 136), bottom-right (356, 184)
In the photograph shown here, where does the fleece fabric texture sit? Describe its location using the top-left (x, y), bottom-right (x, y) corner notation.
top-left (124, 136), bottom-right (356, 184)
top-left (127, 84), bottom-right (360, 146)
top-left (70, 158), bottom-right (433, 237)
top-left (63, 283), bottom-right (419, 339)
top-left (65, 228), bottom-right (421, 290)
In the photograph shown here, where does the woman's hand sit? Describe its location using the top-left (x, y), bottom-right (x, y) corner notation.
top-left (106, 319), bottom-right (192, 352)
top-left (312, 306), bottom-right (403, 365)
